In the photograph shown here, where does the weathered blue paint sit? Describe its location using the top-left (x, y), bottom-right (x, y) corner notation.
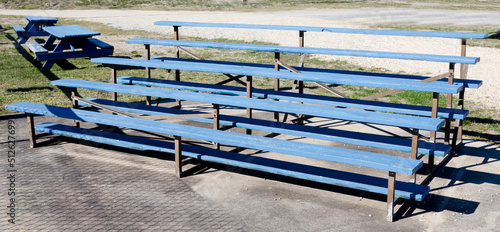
top-left (34, 122), bottom-right (429, 200)
top-left (82, 97), bottom-right (452, 157)
top-left (26, 42), bottom-right (48, 53)
top-left (92, 57), bottom-right (464, 94)
top-left (52, 79), bottom-right (445, 131)
top-left (126, 38), bottom-right (479, 64)
top-left (154, 21), bottom-right (488, 39)
top-left (118, 76), bottom-right (469, 120)
top-left (88, 38), bottom-right (114, 49)
top-left (13, 25), bottom-right (26, 33)
top-left (25, 16), bottom-right (58, 23)
top-left (43, 25), bottom-right (100, 39)
top-left (35, 49), bottom-right (113, 61)
top-left (6, 102), bottom-right (423, 175)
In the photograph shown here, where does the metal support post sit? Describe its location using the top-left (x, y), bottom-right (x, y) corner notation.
top-left (27, 113), bottom-right (36, 148)
top-left (213, 104), bottom-right (220, 150)
top-left (387, 171), bottom-right (396, 222)
top-left (174, 136), bottom-right (183, 177)
top-left (246, 76), bottom-right (253, 135)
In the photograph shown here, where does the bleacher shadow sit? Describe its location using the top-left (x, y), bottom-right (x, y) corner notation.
top-left (462, 116), bottom-right (500, 145)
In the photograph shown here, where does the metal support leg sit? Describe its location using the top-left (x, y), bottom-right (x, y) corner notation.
top-left (174, 26), bottom-right (182, 107)
top-left (274, 52), bottom-right (280, 122)
top-left (410, 129), bottom-right (419, 183)
top-left (174, 136), bottom-right (183, 177)
top-left (246, 76), bottom-right (253, 135)
top-left (429, 92), bottom-right (439, 173)
top-left (27, 113), bottom-right (36, 148)
top-left (213, 104), bottom-right (220, 150)
top-left (71, 88), bottom-right (80, 127)
top-left (445, 63), bottom-right (456, 145)
top-left (387, 171), bottom-right (396, 222)
top-left (145, 44), bottom-right (152, 106)
top-left (111, 65), bottom-right (117, 101)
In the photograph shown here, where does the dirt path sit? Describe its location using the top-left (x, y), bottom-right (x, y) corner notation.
top-left (1, 8), bottom-right (499, 110)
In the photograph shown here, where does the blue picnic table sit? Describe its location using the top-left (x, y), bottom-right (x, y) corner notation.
top-left (26, 25), bottom-right (114, 71)
top-left (14, 16), bottom-right (58, 44)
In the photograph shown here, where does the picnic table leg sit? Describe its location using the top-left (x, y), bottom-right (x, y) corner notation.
top-left (27, 113), bottom-right (36, 148)
top-left (18, 32), bottom-right (29, 44)
top-left (246, 76), bottom-right (253, 135)
top-left (387, 171), bottom-right (396, 222)
top-left (174, 135), bottom-right (183, 177)
top-left (40, 39), bottom-right (69, 72)
top-left (145, 44), bottom-right (152, 106)
top-left (213, 104), bottom-right (220, 150)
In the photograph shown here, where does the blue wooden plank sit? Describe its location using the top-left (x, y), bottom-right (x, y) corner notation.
top-left (88, 38), bottom-right (114, 49)
top-left (26, 42), bottom-right (48, 53)
top-left (117, 76), bottom-right (468, 120)
top-left (34, 122), bottom-right (429, 200)
top-left (13, 25), bottom-right (26, 32)
top-left (52, 78), bottom-right (445, 131)
top-left (82, 97), bottom-right (451, 157)
top-left (6, 102), bottom-right (423, 175)
top-left (35, 49), bottom-right (113, 61)
top-left (92, 57), bottom-right (464, 94)
top-left (126, 38), bottom-right (480, 64)
top-left (154, 21), bottom-right (488, 39)
top-left (151, 57), bottom-right (480, 89)
top-left (25, 16), bottom-right (58, 23)
top-left (43, 25), bottom-right (100, 39)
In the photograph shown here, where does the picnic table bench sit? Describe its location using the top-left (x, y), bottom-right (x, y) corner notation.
top-left (26, 25), bottom-right (114, 71)
top-left (14, 16), bottom-right (58, 44)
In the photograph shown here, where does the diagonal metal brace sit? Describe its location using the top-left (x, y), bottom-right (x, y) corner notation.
top-left (73, 96), bottom-right (212, 121)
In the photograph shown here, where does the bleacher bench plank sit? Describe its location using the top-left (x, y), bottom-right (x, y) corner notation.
top-left (126, 38), bottom-right (480, 64)
top-left (35, 122), bottom-right (429, 201)
top-left (117, 76), bottom-right (469, 120)
top-left (6, 102), bottom-right (423, 175)
top-left (92, 57), bottom-right (464, 94)
top-left (52, 79), bottom-right (446, 131)
top-left (152, 57), bottom-right (482, 89)
top-left (81, 97), bottom-right (452, 157)
top-left (154, 21), bottom-right (489, 39)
